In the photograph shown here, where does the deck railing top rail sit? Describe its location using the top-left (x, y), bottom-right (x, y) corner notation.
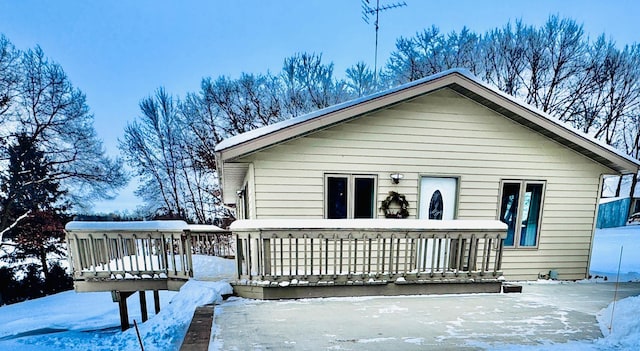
top-left (65, 220), bottom-right (191, 233)
top-left (188, 224), bottom-right (229, 233)
top-left (230, 219), bottom-right (508, 235)
top-left (65, 221), bottom-right (229, 234)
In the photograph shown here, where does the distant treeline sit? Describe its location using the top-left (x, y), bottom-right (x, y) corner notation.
top-left (121, 15), bottom-right (640, 222)
top-left (0, 263), bottom-right (72, 306)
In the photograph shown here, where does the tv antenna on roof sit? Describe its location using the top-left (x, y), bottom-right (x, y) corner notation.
top-left (361, 0), bottom-right (407, 82)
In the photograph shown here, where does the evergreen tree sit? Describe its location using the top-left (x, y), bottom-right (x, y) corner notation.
top-left (1, 134), bottom-right (65, 225)
top-left (0, 266), bottom-right (17, 305)
top-left (0, 134), bottom-right (68, 279)
top-left (19, 263), bottom-right (44, 300)
top-left (45, 261), bottom-right (73, 294)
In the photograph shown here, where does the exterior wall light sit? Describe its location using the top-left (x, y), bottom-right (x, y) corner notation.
top-left (390, 173), bottom-right (404, 184)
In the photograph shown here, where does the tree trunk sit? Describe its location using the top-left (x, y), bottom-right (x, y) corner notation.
top-left (40, 249), bottom-right (49, 282)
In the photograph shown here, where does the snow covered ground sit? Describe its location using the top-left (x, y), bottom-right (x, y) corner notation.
top-left (0, 256), bottom-right (233, 351)
top-left (213, 225), bottom-right (640, 351)
top-left (589, 225), bottom-right (640, 282)
top-left (0, 227), bottom-right (639, 350)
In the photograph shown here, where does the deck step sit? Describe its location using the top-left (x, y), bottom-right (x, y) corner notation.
top-left (502, 284), bottom-right (523, 293)
top-left (180, 304), bottom-right (215, 351)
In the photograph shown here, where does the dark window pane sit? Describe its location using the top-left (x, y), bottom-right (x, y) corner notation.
top-left (520, 183), bottom-right (543, 247)
top-left (500, 183), bottom-right (520, 246)
top-left (429, 190), bottom-right (444, 220)
top-left (354, 177), bottom-right (374, 218)
top-left (243, 185), bottom-right (249, 219)
top-left (328, 177), bottom-right (348, 219)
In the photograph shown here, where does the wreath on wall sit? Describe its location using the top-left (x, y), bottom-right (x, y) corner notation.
top-left (380, 191), bottom-right (410, 218)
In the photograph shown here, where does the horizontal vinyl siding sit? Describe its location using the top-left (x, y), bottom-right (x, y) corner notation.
top-left (240, 88), bottom-right (611, 280)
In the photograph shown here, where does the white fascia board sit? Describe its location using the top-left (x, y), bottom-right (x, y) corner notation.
top-left (214, 69), bottom-right (464, 153)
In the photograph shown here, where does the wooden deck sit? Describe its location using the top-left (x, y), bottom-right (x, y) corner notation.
top-left (65, 220), bottom-right (232, 330)
top-left (65, 221), bottom-right (233, 292)
top-left (230, 219), bottom-right (507, 299)
top-left (65, 219), bottom-right (507, 327)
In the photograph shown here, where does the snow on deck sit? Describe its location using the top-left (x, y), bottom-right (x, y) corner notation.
top-left (64, 221), bottom-right (226, 233)
top-left (188, 224), bottom-right (226, 232)
top-left (65, 220), bottom-right (190, 232)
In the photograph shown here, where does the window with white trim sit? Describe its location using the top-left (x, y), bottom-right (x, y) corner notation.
top-left (499, 180), bottom-right (545, 248)
top-left (325, 174), bottom-right (377, 219)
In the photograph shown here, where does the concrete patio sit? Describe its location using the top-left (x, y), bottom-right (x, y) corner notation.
top-left (212, 282), bottom-right (640, 350)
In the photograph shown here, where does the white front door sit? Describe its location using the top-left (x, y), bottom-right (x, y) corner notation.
top-left (417, 177), bottom-right (458, 272)
top-left (419, 177), bottom-right (457, 220)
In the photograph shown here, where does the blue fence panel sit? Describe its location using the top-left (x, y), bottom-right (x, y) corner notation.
top-left (597, 197), bottom-right (631, 228)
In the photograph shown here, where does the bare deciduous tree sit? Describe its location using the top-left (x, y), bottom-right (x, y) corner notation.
top-left (384, 15), bottom-right (640, 159)
top-left (127, 16), bottom-right (640, 221)
top-left (346, 62), bottom-right (377, 97)
top-left (121, 88), bottom-right (223, 223)
top-left (1, 40), bottom-right (126, 240)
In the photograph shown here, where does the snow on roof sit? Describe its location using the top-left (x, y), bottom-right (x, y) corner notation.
top-left (214, 68), bottom-right (463, 152)
top-left (65, 220), bottom-right (190, 232)
top-left (215, 68), bottom-right (639, 170)
top-left (230, 218), bottom-right (507, 232)
top-left (465, 71), bottom-right (640, 168)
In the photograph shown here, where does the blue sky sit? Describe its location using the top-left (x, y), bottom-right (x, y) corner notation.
top-left (1, 0), bottom-right (639, 213)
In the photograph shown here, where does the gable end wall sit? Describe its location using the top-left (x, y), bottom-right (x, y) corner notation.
top-left (239, 88), bottom-right (612, 280)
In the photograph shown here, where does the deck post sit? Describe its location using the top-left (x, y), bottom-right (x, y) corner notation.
top-left (139, 291), bottom-right (148, 322)
top-left (262, 237), bottom-right (271, 277)
top-left (184, 231), bottom-right (194, 277)
top-left (112, 291), bottom-right (135, 331)
top-left (154, 290), bottom-right (161, 314)
top-left (495, 237), bottom-right (505, 274)
top-left (235, 236), bottom-right (243, 279)
top-left (119, 298), bottom-right (129, 331)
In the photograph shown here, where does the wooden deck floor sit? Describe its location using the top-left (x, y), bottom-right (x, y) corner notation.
top-left (180, 305), bottom-right (215, 351)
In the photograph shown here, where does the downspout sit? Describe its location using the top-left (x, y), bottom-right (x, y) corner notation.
top-left (627, 171), bottom-right (639, 220)
top-left (215, 152), bottom-right (224, 196)
top-left (585, 173), bottom-right (605, 279)
top-left (215, 152), bottom-right (226, 219)
top-left (248, 163), bottom-right (256, 220)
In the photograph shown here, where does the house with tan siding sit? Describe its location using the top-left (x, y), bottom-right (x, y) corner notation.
top-left (215, 69), bottom-right (639, 296)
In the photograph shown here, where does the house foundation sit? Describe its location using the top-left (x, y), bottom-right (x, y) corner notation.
top-left (232, 278), bottom-right (504, 300)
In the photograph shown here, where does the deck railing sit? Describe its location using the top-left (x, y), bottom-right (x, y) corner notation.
top-left (231, 219), bottom-right (507, 284)
top-left (189, 225), bottom-right (235, 258)
top-left (64, 221), bottom-right (232, 289)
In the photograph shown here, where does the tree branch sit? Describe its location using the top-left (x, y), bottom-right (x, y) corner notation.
top-left (0, 210), bottom-right (31, 243)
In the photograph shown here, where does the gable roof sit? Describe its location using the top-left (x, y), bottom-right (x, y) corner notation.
top-left (215, 68), bottom-right (640, 174)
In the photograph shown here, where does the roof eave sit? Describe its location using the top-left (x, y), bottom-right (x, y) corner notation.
top-left (448, 78), bottom-right (640, 174)
top-left (216, 69), bottom-right (640, 174)
top-left (216, 72), bottom-right (463, 162)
